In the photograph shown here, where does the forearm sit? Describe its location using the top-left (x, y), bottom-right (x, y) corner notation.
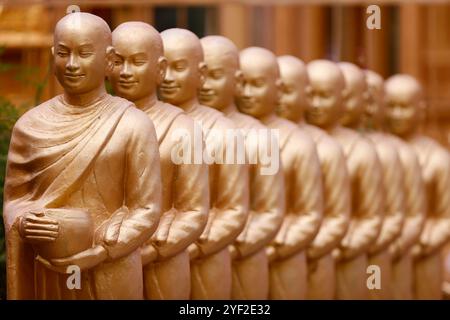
top-left (308, 214), bottom-right (349, 260)
top-left (105, 206), bottom-right (160, 260)
top-left (275, 211), bottom-right (321, 259)
top-left (419, 217), bottom-right (450, 254)
top-left (339, 215), bottom-right (382, 260)
top-left (155, 208), bottom-right (207, 259)
top-left (370, 212), bottom-right (404, 255)
top-left (197, 207), bottom-right (247, 256)
top-left (234, 209), bottom-right (282, 258)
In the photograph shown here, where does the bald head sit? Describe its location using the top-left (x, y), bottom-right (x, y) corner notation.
top-left (384, 74), bottom-right (424, 137)
top-left (201, 35), bottom-right (239, 71)
top-left (52, 13), bottom-right (113, 97)
top-left (338, 62), bottom-right (366, 93)
top-left (337, 62), bottom-right (366, 127)
top-left (277, 55), bottom-right (309, 122)
top-left (362, 70), bottom-right (385, 128)
top-left (55, 12), bottom-right (111, 47)
top-left (305, 60), bottom-right (344, 129)
top-left (109, 22), bottom-right (166, 104)
top-left (237, 47), bottom-right (279, 119)
top-left (385, 74), bottom-right (423, 102)
top-left (199, 36), bottom-right (239, 111)
top-left (307, 60), bottom-right (345, 92)
top-left (161, 28), bottom-right (203, 64)
top-left (113, 22), bottom-right (162, 59)
top-left (240, 47), bottom-right (279, 79)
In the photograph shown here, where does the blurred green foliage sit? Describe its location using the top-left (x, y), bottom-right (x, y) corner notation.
top-left (0, 47), bottom-right (49, 299)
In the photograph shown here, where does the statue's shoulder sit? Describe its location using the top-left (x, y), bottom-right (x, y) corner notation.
top-left (12, 96), bottom-right (59, 131)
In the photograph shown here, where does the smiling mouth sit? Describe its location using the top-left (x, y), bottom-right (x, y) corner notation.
top-left (64, 74), bottom-right (85, 79)
top-left (119, 81), bottom-right (138, 88)
top-left (160, 86), bottom-right (180, 94)
top-left (199, 92), bottom-right (215, 100)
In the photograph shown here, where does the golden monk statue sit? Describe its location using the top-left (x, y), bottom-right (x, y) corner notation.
top-left (338, 62), bottom-right (405, 300)
top-left (159, 28), bottom-right (249, 299)
top-left (306, 60), bottom-right (383, 300)
top-left (277, 55), bottom-right (351, 300)
top-left (385, 74), bottom-right (450, 299)
top-left (109, 22), bottom-right (209, 299)
top-left (199, 36), bottom-right (285, 299)
top-left (237, 47), bottom-right (323, 300)
top-left (3, 13), bottom-right (162, 299)
top-left (363, 70), bottom-right (426, 300)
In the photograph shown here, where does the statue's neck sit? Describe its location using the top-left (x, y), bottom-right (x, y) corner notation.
top-left (177, 97), bottom-right (198, 113)
top-left (222, 103), bottom-right (238, 116)
top-left (134, 94), bottom-right (158, 111)
top-left (259, 113), bottom-right (278, 125)
top-left (63, 85), bottom-right (107, 107)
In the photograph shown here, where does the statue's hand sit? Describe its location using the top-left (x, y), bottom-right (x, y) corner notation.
top-left (266, 245), bottom-right (277, 263)
top-left (20, 211), bottom-right (59, 243)
top-left (49, 245), bottom-right (108, 272)
top-left (188, 243), bottom-right (200, 260)
top-left (141, 244), bottom-right (158, 266)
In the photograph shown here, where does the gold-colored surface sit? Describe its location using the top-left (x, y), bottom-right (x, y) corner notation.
top-left (200, 35), bottom-right (285, 299)
top-left (3, 13), bottom-right (162, 299)
top-left (160, 28), bottom-right (249, 299)
top-left (109, 22), bottom-right (209, 300)
top-left (385, 74), bottom-right (450, 299)
top-left (306, 60), bottom-right (383, 299)
top-left (237, 47), bottom-right (323, 299)
top-left (277, 55), bottom-right (351, 300)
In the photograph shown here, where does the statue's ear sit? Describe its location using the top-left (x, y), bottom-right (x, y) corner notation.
top-left (51, 46), bottom-right (55, 57)
top-left (234, 70), bottom-right (243, 95)
top-left (105, 46), bottom-right (116, 74)
top-left (198, 61), bottom-right (208, 86)
top-left (157, 56), bottom-right (168, 85)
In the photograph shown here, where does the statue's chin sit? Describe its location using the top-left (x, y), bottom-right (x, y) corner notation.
top-left (33, 208), bottom-right (93, 260)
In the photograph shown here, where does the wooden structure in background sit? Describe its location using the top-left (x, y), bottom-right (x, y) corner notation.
top-left (0, 0), bottom-right (449, 147)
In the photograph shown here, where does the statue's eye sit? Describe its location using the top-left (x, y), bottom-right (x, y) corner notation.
top-left (134, 60), bottom-right (146, 66)
top-left (57, 51), bottom-right (69, 57)
top-left (80, 52), bottom-right (93, 58)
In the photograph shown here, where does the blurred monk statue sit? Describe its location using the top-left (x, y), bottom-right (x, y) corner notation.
top-left (3, 12), bottom-right (162, 299)
top-left (110, 22), bottom-right (209, 300)
top-left (237, 47), bottom-right (323, 300)
top-left (306, 60), bottom-right (383, 300)
top-left (338, 62), bottom-right (405, 300)
top-left (385, 74), bottom-right (450, 299)
top-left (363, 70), bottom-right (426, 300)
top-left (159, 28), bottom-right (249, 300)
top-left (199, 35), bottom-right (285, 299)
top-left (277, 55), bottom-right (350, 300)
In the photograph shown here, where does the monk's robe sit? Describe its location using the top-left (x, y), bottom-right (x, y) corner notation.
top-left (262, 115), bottom-right (323, 300)
top-left (3, 94), bottom-right (162, 299)
top-left (303, 123), bottom-right (351, 300)
top-left (389, 136), bottom-right (426, 300)
top-left (408, 135), bottom-right (450, 299)
top-left (366, 132), bottom-right (405, 299)
top-left (224, 106), bottom-right (285, 300)
top-left (141, 101), bottom-right (209, 299)
top-left (330, 126), bottom-right (383, 300)
top-left (187, 103), bottom-right (249, 300)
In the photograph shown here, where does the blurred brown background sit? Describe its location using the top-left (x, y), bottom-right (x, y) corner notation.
top-left (0, 0), bottom-right (449, 149)
top-left (0, 0), bottom-right (450, 299)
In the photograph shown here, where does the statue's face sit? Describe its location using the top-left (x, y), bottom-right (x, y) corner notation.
top-left (385, 84), bottom-right (420, 136)
top-left (277, 68), bottom-right (305, 122)
top-left (199, 50), bottom-right (236, 111)
top-left (363, 72), bottom-right (384, 126)
top-left (110, 32), bottom-right (157, 102)
top-left (237, 53), bottom-right (278, 119)
top-left (305, 66), bottom-right (342, 128)
top-left (54, 26), bottom-right (108, 95)
top-left (339, 68), bottom-right (366, 127)
top-left (159, 39), bottom-right (201, 106)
